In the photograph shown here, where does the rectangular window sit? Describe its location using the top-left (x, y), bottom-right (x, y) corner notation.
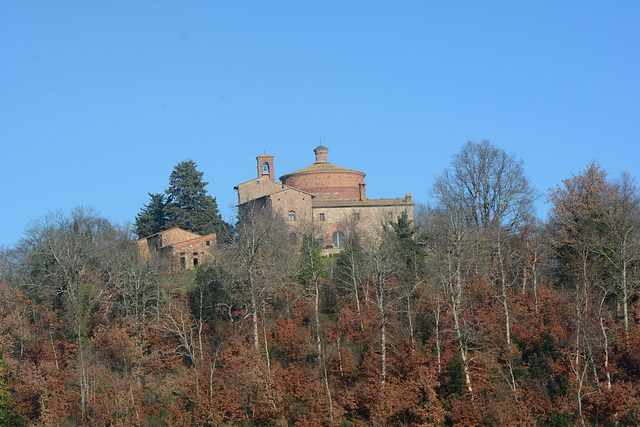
top-left (206, 240), bottom-right (210, 246)
top-left (319, 213), bottom-right (325, 221)
top-left (388, 212), bottom-right (393, 220)
top-left (193, 258), bottom-right (198, 267)
top-left (193, 252), bottom-right (198, 256)
top-left (354, 212), bottom-right (360, 220)
top-left (180, 257), bottom-right (186, 268)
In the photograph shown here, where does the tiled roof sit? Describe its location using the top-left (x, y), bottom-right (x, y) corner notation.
top-left (234, 176), bottom-right (282, 189)
top-left (280, 162), bottom-right (364, 181)
top-left (262, 186), bottom-right (313, 198)
top-left (238, 185), bottom-right (314, 205)
top-left (136, 227), bottom-right (201, 241)
top-left (312, 198), bottom-right (414, 208)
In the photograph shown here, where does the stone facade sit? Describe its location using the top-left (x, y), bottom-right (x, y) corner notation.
top-left (136, 228), bottom-right (217, 270)
top-left (234, 146), bottom-right (414, 251)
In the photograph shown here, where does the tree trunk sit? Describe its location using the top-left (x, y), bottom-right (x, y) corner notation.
top-left (532, 255), bottom-right (539, 314)
top-left (434, 298), bottom-right (442, 374)
top-left (407, 295), bottom-right (416, 354)
top-left (498, 236), bottom-right (511, 348)
top-left (348, 251), bottom-right (365, 334)
top-left (381, 313), bottom-right (387, 384)
top-left (622, 260), bottom-right (630, 351)
top-left (451, 295), bottom-right (473, 399)
top-left (599, 296), bottom-right (612, 391)
top-left (250, 272), bottom-right (260, 353)
top-left (453, 255), bottom-right (473, 399)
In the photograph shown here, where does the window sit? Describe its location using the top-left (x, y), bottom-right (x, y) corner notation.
top-left (388, 212), bottom-right (393, 220)
top-left (316, 238), bottom-right (324, 247)
top-left (262, 162), bottom-right (270, 174)
top-left (319, 213), bottom-right (325, 221)
top-left (193, 258), bottom-right (198, 267)
top-left (354, 212), bottom-right (360, 221)
top-left (180, 257), bottom-right (186, 268)
top-left (333, 231), bottom-right (345, 249)
top-left (288, 210), bottom-right (296, 221)
top-left (289, 233), bottom-right (298, 245)
top-left (206, 240), bottom-right (210, 246)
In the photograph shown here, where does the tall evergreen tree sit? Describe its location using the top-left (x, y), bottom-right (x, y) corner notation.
top-left (164, 159), bottom-right (222, 235)
top-left (391, 211), bottom-right (424, 274)
top-left (133, 193), bottom-right (167, 238)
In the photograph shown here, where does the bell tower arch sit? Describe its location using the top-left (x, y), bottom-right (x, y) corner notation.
top-left (257, 154), bottom-right (274, 181)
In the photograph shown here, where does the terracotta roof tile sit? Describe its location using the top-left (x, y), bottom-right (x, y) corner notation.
top-left (312, 198), bottom-right (414, 208)
top-left (280, 162), bottom-right (364, 181)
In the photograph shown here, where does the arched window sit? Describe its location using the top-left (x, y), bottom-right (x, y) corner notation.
top-left (262, 162), bottom-right (270, 174)
top-left (289, 233), bottom-right (298, 245)
top-left (332, 231), bottom-right (345, 249)
top-left (288, 211), bottom-right (296, 221)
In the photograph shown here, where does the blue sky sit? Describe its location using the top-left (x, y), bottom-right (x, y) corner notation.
top-left (2, 2), bottom-right (639, 248)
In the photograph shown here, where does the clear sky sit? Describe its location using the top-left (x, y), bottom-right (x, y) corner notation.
top-left (2, 2), bottom-right (639, 248)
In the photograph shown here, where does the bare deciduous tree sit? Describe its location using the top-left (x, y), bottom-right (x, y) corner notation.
top-left (225, 204), bottom-right (292, 353)
top-left (434, 141), bottom-right (537, 344)
top-left (16, 207), bottom-right (134, 422)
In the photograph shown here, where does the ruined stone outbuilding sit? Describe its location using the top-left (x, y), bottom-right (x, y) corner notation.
top-left (136, 228), bottom-right (217, 270)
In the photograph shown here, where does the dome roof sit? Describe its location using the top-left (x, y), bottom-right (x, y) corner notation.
top-left (279, 146), bottom-right (364, 181)
top-left (279, 162), bottom-right (364, 181)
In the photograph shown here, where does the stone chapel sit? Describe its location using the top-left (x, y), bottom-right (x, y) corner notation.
top-left (234, 146), bottom-right (414, 252)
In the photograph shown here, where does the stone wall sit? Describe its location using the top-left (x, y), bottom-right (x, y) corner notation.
top-left (137, 228), bottom-right (201, 259)
top-left (167, 234), bottom-right (217, 270)
top-left (270, 188), bottom-right (314, 244)
top-left (235, 178), bottom-right (285, 205)
top-left (312, 202), bottom-right (414, 249)
top-left (136, 228), bottom-right (217, 270)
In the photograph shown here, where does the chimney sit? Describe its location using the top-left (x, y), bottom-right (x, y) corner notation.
top-left (314, 145), bottom-right (329, 163)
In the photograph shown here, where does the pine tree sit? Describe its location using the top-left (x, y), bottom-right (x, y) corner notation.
top-left (164, 160), bottom-right (222, 235)
top-left (391, 211), bottom-right (424, 272)
top-left (133, 193), bottom-right (167, 238)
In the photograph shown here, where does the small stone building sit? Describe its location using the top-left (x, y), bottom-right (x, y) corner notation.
top-left (234, 146), bottom-right (414, 252)
top-left (136, 228), bottom-right (217, 270)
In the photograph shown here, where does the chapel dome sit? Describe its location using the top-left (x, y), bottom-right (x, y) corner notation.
top-left (279, 146), bottom-right (366, 201)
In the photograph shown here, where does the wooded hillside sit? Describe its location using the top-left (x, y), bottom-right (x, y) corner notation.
top-left (1, 145), bottom-right (640, 426)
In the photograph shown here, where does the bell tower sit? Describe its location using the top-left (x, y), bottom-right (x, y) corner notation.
top-left (257, 154), bottom-right (274, 181)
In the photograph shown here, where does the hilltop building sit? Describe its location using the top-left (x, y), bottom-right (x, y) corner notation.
top-left (234, 146), bottom-right (414, 252)
top-left (136, 228), bottom-right (217, 270)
